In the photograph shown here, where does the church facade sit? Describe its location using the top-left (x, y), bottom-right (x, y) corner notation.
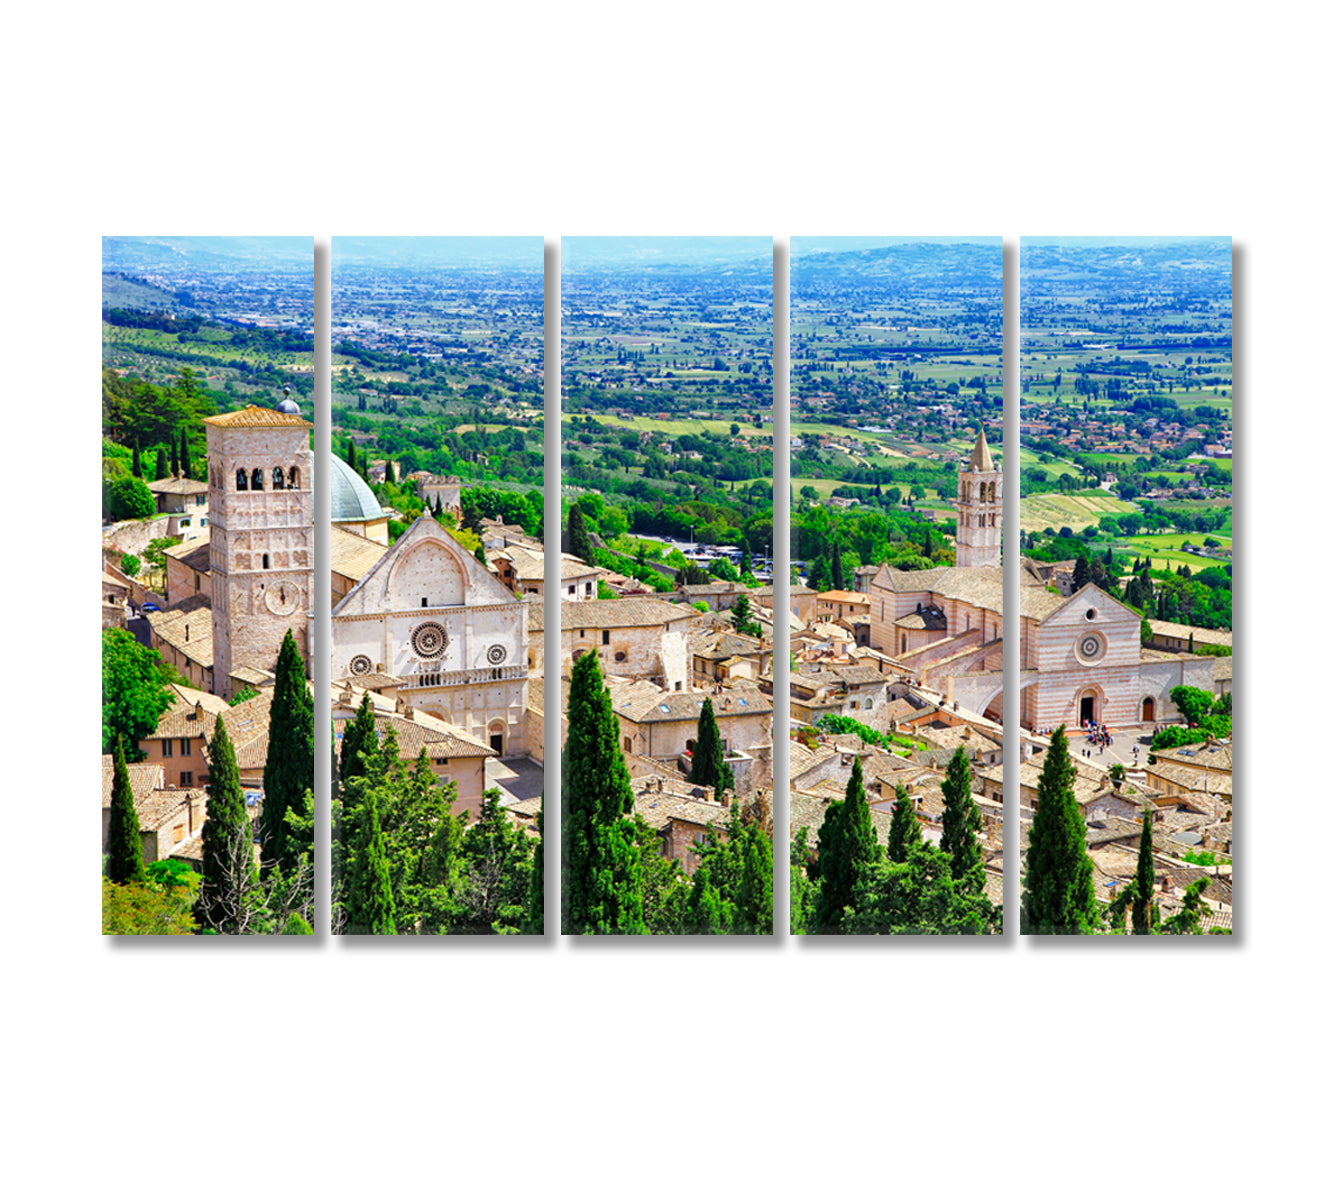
top-left (863, 425), bottom-right (1222, 731)
top-left (331, 516), bottom-right (531, 757)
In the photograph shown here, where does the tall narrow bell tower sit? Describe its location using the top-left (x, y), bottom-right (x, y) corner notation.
top-left (955, 425), bottom-right (1001, 569)
top-left (205, 404), bottom-right (314, 698)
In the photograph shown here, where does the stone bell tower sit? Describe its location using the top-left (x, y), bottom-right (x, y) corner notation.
top-left (955, 425), bottom-right (1002, 569)
top-left (204, 403), bottom-right (314, 698)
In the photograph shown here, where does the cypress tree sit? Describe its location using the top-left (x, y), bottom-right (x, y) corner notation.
top-left (131, 444), bottom-right (143, 479)
top-left (812, 756), bottom-right (876, 933)
top-left (940, 747), bottom-right (985, 896)
top-left (169, 438), bottom-right (180, 478)
top-left (565, 505), bottom-right (595, 565)
top-left (179, 427), bottom-right (191, 480)
top-left (562, 650), bottom-right (645, 933)
top-left (340, 692), bottom-right (378, 784)
top-left (735, 823), bottom-right (773, 935)
top-left (525, 799), bottom-right (544, 934)
top-left (691, 697), bottom-right (734, 798)
top-left (886, 783), bottom-right (921, 863)
top-left (198, 715), bottom-right (255, 932)
top-left (1020, 726), bottom-right (1098, 934)
top-left (685, 866), bottom-right (729, 934)
top-left (346, 776), bottom-right (397, 934)
top-left (155, 447), bottom-right (169, 480)
top-left (1073, 555), bottom-right (1091, 589)
top-left (261, 630), bottom-right (314, 873)
top-left (106, 736), bottom-right (146, 885)
top-left (1133, 805), bottom-right (1155, 935)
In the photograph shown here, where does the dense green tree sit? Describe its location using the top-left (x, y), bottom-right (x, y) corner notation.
top-left (565, 504), bottom-right (595, 565)
top-left (562, 650), bottom-right (645, 933)
top-left (731, 593), bottom-right (761, 638)
top-left (1133, 805), bottom-right (1156, 935)
top-left (812, 756), bottom-right (876, 933)
top-left (690, 697), bottom-right (735, 797)
top-left (685, 866), bottom-right (730, 934)
top-left (178, 427), bottom-right (191, 479)
top-left (131, 444), bottom-right (142, 478)
top-left (1020, 726), bottom-right (1098, 934)
top-left (886, 783), bottom-right (922, 862)
top-left (848, 842), bottom-right (1000, 935)
top-left (102, 628), bottom-right (176, 758)
top-left (525, 799), bottom-right (544, 934)
top-left (105, 736), bottom-right (146, 885)
top-left (155, 448), bottom-right (169, 480)
top-left (940, 748), bottom-right (985, 896)
top-left (457, 788), bottom-right (533, 933)
top-left (197, 715), bottom-right (259, 933)
top-left (339, 692), bottom-right (378, 784)
top-left (261, 630), bottom-right (314, 873)
top-left (1073, 555), bottom-right (1091, 590)
top-left (103, 474), bottom-right (155, 521)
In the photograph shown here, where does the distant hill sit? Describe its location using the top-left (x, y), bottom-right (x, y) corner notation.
top-left (101, 236), bottom-right (314, 272)
top-left (1020, 239), bottom-right (1232, 298)
top-left (792, 241), bottom-right (1002, 293)
top-left (101, 273), bottom-right (186, 312)
top-left (562, 236), bottom-right (772, 276)
top-left (332, 236), bottom-right (543, 272)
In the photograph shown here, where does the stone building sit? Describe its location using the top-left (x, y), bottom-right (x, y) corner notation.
top-left (204, 405), bottom-right (315, 699)
top-left (534, 596), bottom-right (697, 689)
top-left (954, 426), bottom-right (1002, 569)
top-left (331, 514), bottom-right (531, 758)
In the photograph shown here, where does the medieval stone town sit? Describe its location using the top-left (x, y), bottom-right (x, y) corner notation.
top-left (787, 427), bottom-right (1232, 930)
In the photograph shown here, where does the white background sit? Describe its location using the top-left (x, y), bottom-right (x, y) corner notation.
top-left (9, 4), bottom-right (1325, 1196)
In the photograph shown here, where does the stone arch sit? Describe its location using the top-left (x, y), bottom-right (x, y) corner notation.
top-left (289, 465), bottom-right (300, 488)
top-left (488, 719), bottom-right (507, 757)
top-left (386, 537), bottom-right (467, 609)
top-left (237, 468), bottom-right (248, 491)
top-left (251, 468), bottom-right (264, 491)
top-left (273, 466), bottom-right (285, 490)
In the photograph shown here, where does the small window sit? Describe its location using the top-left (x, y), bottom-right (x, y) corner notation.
top-left (180, 772), bottom-right (193, 787)
top-left (236, 469), bottom-right (248, 491)
top-left (163, 740), bottom-right (173, 758)
top-left (262, 553), bottom-right (270, 570)
top-left (179, 738), bottom-right (190, 756)
top-left (422, 597), bottom-right (428, 607)
top-left (251, 469), bottom-right (264, 491)
top-left (602, 630), bottom-right (610, 645)
top-left (273, 466), bottom-right (285, 490)
top-left (289, 466), bottom-right (300, 488)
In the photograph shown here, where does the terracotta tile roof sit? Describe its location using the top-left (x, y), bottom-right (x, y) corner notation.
top-left (204, 404), bottom-right (312, 429)
top-left (101, 756), bottom-right (165, 808)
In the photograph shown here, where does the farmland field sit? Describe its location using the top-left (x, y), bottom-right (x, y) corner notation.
top-left (1019, 490), bottom-right (1139, 533)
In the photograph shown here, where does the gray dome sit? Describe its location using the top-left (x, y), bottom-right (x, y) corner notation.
top-left (330, 454), bottom-right (384, 522)
top-left (276, 398), bottom-right (301, 415)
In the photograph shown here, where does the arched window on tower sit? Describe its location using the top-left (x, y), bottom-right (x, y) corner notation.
top-left (262, 553), bottom-right (270, 570)
top-left (273, 466), bottom-right (285, 490)
top-left (988, 482), bottom-right (996, 502)
top-left (289, 466), bottom-right (300, 488)
top-left (236, 469), bottom-right (248, 491)
top-left (251, 468), bottom-right (264, 491)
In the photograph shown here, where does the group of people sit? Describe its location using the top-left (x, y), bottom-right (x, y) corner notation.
top-left (1081, 718), bottom-right (1113, 758)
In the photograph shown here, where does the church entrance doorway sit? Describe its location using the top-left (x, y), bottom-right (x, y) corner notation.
top-left (490, 733), bottom-right (504, 755)
top-left (1079, 693), bottom-right (1096, 725)
top-left (1141, 697), bottom-right (1155, 722)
